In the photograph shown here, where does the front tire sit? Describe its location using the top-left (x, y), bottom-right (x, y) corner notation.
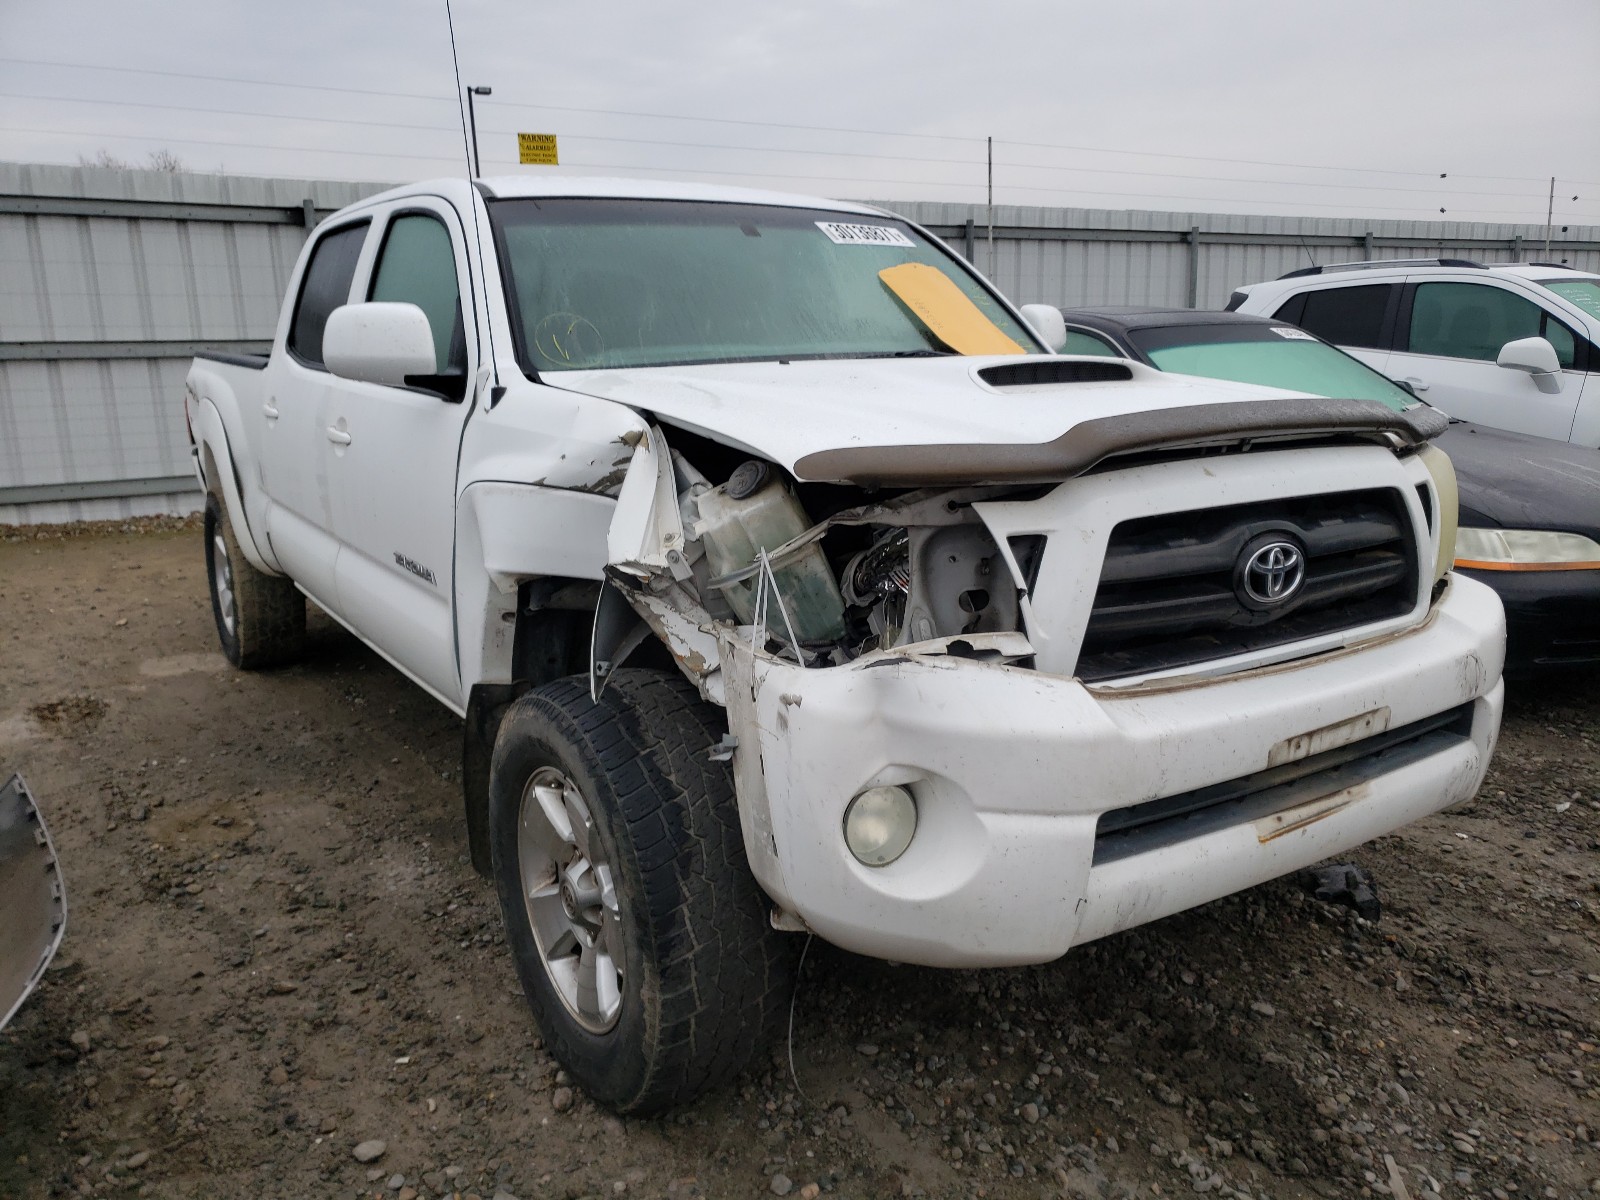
top-left (204, 493), bottom-right (304, 669)
top-left (488, 669), bottom-right (790, 1113)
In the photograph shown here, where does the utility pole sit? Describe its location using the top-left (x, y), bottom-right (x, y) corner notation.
top-left (986, 136), bottom-right (994, 276)
top-left (1545, 176), bottom-right (1556, 257)
top-left (466, 85), bottom-right (493, 178)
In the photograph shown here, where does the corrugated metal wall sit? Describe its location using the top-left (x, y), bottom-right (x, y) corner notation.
top-left (0, 163), bottom-right (390, 524)
top-left (885, 200), bottom-right (1600, 308)
top-left (3, 164), bottom-right (1598, 524)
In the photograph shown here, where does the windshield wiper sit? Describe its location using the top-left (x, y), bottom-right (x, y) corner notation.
top-left (850, 349), bottom-right (957, 359)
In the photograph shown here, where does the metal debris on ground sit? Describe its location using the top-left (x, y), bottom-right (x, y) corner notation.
top-left (1299, 862), bottom-right (1381, 922)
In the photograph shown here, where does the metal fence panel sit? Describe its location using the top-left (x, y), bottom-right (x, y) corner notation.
top-left (3, 164), bottom-right (1599, 523)
top-left (0, 163), bottom-right (392, 523)
top-left (883, 198), bottom-right (1600, 308)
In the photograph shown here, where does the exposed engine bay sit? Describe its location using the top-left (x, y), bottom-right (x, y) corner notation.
top-left (605, 423), bottom-right (1039, 679)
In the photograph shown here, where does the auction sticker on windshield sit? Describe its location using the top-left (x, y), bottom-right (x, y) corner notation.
top-left (816, 221), bottom-right (916, 247)
top-left (1271, 327), bottom-right (1317, 339)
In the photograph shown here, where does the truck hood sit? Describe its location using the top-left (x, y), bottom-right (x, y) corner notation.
top-left (549, 356), bottom-right (1444, 485)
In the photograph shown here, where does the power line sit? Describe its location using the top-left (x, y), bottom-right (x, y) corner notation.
top-left (0, 124), bottom-right (458, 166)
top-left (7, 119), bottom-right (1594, 220)
top-left (476, 123), bottom-right (1555, 199)
top-left (549, 159), bottom-right (1598, 219)
top-left (0, 56), bottom-right (452, 104)
top-left (0, 89), bottom-right (1563, 203)
top-left (0, 90), bottom-right (462, 137)
top-left (486, 100), bottom-right (1575, 187)
top-left (993, 150), bottom-right (1549, 199)
top-left (479, 99), bottom-right (981, 145)
top-left (4, 54), bottom-right (1593, 189)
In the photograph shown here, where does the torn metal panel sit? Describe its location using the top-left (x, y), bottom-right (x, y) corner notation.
top-left (589, 581), bottom-right (651, 701)
top-left (603, 424), bottom-right (726, 701)
top-left (606, 423), bottom-right (686, 577)
top-left (625, 587), bottom-right (725, 704)
top-left (1, 774), bottom-right (67, 1031)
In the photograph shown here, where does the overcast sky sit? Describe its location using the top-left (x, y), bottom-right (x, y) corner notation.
top-left (2, 0), bottom-right (1597, 228)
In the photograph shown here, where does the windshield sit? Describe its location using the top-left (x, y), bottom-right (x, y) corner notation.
top-left (1128, 323), bottom-right (1416, 412)
top-left (487, 198), bottom-right (1039, 372)
top-left (1539, 278), bottom-right (1600, 321)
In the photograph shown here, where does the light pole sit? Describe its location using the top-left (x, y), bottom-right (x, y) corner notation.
top-left (466, 85), bottom-right (492, 178)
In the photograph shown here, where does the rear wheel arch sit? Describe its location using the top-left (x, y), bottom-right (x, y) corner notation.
top-left (192, 396), bottom-right (277, 575)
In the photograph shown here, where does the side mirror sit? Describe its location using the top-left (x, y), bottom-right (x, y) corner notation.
top-left (323, 303), bottom-right (437, 387)
top-left (1496, 335), bottom-right (1564, 394)
top-left (1019, 303), bottom-right (1067, 352)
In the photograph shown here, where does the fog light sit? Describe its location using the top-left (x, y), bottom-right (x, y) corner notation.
top-left (843, 785), bottom-right (917, 866)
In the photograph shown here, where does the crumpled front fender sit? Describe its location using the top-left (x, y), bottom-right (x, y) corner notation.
top-left (599, 424), bottom-right (725, 704)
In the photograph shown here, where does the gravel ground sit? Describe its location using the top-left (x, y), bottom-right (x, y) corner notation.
top-left (0, 518), bottom-right (1596, 1200)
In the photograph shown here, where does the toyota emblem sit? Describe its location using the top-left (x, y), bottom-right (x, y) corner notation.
top-left (1237, 538), bottom-right (1306, 608)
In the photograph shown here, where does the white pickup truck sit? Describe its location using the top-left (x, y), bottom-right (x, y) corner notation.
top-left (185, 176), bottom-right (1506, 1112)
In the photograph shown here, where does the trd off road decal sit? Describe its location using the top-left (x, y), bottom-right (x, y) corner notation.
top-left (393, 552), bottom-right (437, 586)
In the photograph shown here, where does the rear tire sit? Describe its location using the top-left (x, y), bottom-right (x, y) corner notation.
top-left (204, 493), bottom-right (304, 669)
top-left (488, 669), bottom-right (790, 1113)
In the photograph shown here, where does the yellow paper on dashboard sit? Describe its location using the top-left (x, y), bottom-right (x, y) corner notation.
top-left (877, 262), bottom-right (1025, 356)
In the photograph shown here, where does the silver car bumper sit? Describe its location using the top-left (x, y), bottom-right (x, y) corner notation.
top-left (1, 774), bottom-right (67, 1031)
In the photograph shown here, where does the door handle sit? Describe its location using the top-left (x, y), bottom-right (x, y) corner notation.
top-left (263, 399), bottom-right (280, 419)
top-left (326, 426), bottom-right (352, 446)
top-left (1401, 377), bottom-right (1430, 393)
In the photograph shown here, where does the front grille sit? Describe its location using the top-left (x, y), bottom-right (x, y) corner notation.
top-left (1076, 489), bottom-right (1419, 682)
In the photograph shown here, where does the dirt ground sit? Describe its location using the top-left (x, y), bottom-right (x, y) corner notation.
top-left (0, 519), bottom-right (1595, 1200)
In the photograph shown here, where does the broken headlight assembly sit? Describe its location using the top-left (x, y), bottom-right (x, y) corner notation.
top-left (680, 456), bottom-right (1031, 667)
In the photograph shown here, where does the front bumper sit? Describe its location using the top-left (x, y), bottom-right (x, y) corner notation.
top-left (721, 574), bottom-right (1505, 968)
top-left (1457, 565), bottom-right (1600, 673)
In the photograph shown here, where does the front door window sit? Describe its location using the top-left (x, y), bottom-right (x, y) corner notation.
top-left (1407, 282), bottom-right (1575, 367)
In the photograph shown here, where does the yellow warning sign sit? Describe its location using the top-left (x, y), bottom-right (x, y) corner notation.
top-left (517, 133), bottom-right (559, 166)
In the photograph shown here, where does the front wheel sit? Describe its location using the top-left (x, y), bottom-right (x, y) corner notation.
top-left (488, 670), bottom-right (791, 1113)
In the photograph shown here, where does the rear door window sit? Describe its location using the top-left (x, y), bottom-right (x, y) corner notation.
top-left (288, 222), bottom-right (369, 367)
top-left (1407, 282), bottom-right (1577, 368)
top-left (1278, 284), bottom-right (1393, 349)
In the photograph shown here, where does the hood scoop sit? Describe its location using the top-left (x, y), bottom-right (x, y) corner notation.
top-left (979, 360), bottom-right (1132, 388)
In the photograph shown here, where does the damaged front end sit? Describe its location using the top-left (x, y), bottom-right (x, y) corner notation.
top-left (595, 418), bottom-right (1501, 967)
top-left (1, 774), bottom-right (67, 1031)
top-left (598, 424), bottom-right (1039, 703)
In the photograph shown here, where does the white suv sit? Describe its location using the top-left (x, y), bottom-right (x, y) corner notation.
top-left (1229, 260), bottom-right (1600, 445)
